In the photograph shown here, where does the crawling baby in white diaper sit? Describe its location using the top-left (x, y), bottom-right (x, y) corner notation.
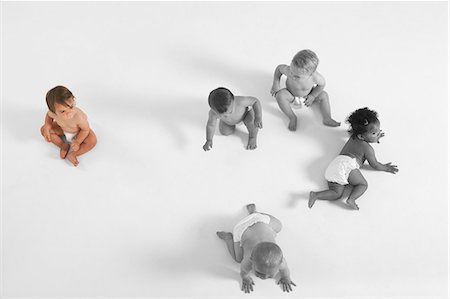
top-left (309, 107), bottom-right (398, 210)
top-left (216, 204), bottom-right (296, 293)
top-left (40, 85), bottom-right (97, 166)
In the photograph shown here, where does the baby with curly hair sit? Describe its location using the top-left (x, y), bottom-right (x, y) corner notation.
top-left (309, 107), bottom-right (398, 210)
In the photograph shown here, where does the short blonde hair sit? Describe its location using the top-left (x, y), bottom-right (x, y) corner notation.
top-left (292, 49), bottom-right (319, 73)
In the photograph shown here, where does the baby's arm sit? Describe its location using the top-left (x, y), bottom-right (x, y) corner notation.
top-left (364, 143), bottom-right (399, 173)
top-left (239, 97), bottom-right (263, 128)
top-left (203, 110), bottom-right (218, 151)
top-left (240, 257), bottom-right (255, 293)
top-left (271, 64), bottom-right (289, 96)
top-left (42, 112), bottom-right (55, 142)
top-left (277, 258), bottom-right (296, 292)
top-left (72, 117), bottom-right (90, 152)
top-left (304, 72), bottom-right (326, 106)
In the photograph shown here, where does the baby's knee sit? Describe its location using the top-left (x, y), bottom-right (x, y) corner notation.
top-left (219, 125), bottom-right (235, 136)
top-left (276, 89), bottom-right (293, 103)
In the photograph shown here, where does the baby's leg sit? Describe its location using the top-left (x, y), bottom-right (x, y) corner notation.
top-left (67, 129), bottom-right (97, 166)
top-left (219, 120), bottom-right (235, 136)
top-left (309, 182), bottom-right (345, 208)
top-left (314, 91), bottom-right (340, 127)
top-left (216, 231), bottom-right (242, 262)
top-left (243, 109), bottom-right (258, 150)
top-left (346, 169), bottom-right (368, 210)
top-left (40, 123), bottom-right (69, 159)
top-left (275, 89), bottom-right (297, 131)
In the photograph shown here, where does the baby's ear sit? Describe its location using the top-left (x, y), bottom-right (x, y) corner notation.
top-left (357, 134), bottom-right (364, 140)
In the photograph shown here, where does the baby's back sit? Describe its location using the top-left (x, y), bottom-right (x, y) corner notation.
top-left (340, 138), bottom-right (366, 166)
top-left (241, 223), bottom-right (277, 254)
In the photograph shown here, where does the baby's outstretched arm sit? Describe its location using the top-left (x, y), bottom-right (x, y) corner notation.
top-left (277, 258), bottom-right (296, 292)
top-left (240, 258), bottom-right (254, 293)
top-left (203, 110), bottom-right (218, 151)
top-left (365, 144), bottom-right (399, 173)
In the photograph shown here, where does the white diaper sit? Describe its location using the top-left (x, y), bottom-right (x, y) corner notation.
top-left (290, 96), bottom-right (304, 109)
top-left (233, 213), bottom-right (271, 243)
top-left (325, 155), bottom-right (360, 185)
top-left (64, 132), bottom-right (77, 144)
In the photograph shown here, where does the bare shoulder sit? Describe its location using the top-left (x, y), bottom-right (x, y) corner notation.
top-left (208, 108), bottom-right (219, 118)
top-left (312, 71), bottom-right (325, 85)
top-left (361, 141), bottom-right (375, 156)
top-left (278, 64), bottom-right (290, 75)
top-left (235, 96), bottom-right (258, 107)
top-left (47, 111), bottom-right (56, 119)
top-left (75, 108), bottom-right (90, 126)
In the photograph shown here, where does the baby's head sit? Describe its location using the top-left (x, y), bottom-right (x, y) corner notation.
top-left (208, 87), bottom-right (234, 114)
top-left (46, 85), bottom-right (76, 119)
top-left (251, 242), bottom-right (283, 280)
top-left (347, 107), bottom-right (381, 143)
top-left (290, 49), bottom-right (319, 76)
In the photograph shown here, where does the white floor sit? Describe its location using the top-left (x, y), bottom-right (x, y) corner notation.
top-left (1, 2), bottom-right (448, 298)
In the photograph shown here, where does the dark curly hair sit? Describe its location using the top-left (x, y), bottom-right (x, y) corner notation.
top-left (208, 87), bottom-right (234, 114)
top-left (346, 107), bottom-right (379, 138)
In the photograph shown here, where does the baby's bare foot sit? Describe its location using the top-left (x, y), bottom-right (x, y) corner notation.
top-left (67, 152), bottom-right (79, 167)
top-left (288, 116), bottom-right (297, 131)
top-left (246, 137), bottom-right (257, 150)
top-left (346, 199), bottom-right (359, 210)
top-left (216, 231), bottom-right (233, 240)
top-left (323, 118), bottom-right (341, 127)
top-left (246, 203), bottom-right (256, 214)
top-left (60, 144), bottom-right (69, 159)
top-left (308, 192), bottom-right (318, 208)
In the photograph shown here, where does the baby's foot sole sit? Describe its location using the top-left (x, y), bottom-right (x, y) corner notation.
top-left (246, 203), bottom-right (256, 214)
top-left (308, 192), bottom-right (318, 208)
top-left (323, 119), bottom-right (341, 127)
top-left (288, 117), bottom-right (297, 131)
top-left (346, 200), bottom-right (359, 210)
top-left (216, 231), bottom-right (233, 240)
top-left (67, 153), bottom-right (79, 167)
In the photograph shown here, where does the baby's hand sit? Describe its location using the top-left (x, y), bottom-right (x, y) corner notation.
top-left (203, 140), bottom-right (213, 151)
top-left (254, 117), bottom-right (263, 129)
top-left (384, 162), bottom-right (399, 174)
top-left (304, 95), bottom-right (315, 107)
top-left (377, 131), bottom-right (385, 143)
top-left (270, 84), bottom-right (280, 97)
top-left (277, 277), bottom-right (296, 293)
top-left (71, 142), bottom-right (80, 152)
top-left (241, 277), bottom-right (255, 293)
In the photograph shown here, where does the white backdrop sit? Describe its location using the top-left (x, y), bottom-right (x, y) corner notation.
top-left (1, 2), bottom-right (448, 298)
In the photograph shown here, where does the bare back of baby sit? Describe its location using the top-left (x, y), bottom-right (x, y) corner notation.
top-left (240, 222), bottom-right (277, 256)
top-left (217, 96), bottom-right (251, 126)
top-left (340, 138), bottom-right (367, 166)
